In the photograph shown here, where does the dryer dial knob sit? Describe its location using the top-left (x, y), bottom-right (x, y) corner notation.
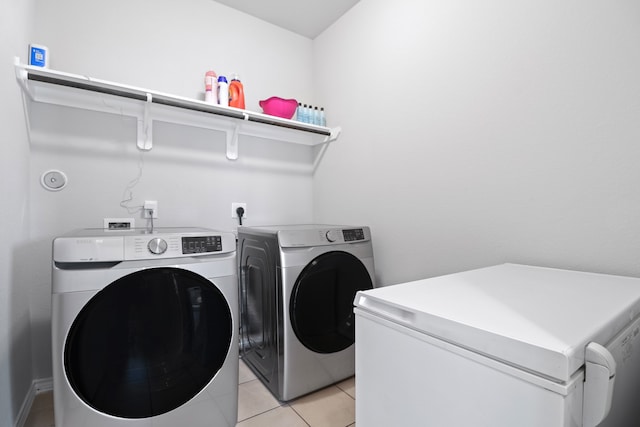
top-left (326, 230), bottom-right (340, 243)
top-left (148, 238), bottom-right (168, 255)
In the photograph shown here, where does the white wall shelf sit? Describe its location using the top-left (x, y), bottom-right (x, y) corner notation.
top-left (14, 59), bottom-right (340, 165)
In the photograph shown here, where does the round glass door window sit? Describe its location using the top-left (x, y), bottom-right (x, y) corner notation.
top-left (290, 251), bottom-right (373, 354)
top-left (64, 267), bottom-right (232, 418)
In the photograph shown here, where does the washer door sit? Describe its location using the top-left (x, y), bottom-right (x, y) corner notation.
top-left (64, 267), bottom-right (232, 419)
top-left (290, 251), bottom-right (373, 354)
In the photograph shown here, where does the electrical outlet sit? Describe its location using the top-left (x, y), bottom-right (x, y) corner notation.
top-left (143, 200), bottom-right (158, 218)
top-left (231, 202), bottom-right (247, 218)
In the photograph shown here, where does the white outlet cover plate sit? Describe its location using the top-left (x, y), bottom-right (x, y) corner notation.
top-left (143, 201), bottom-right (158, 218)
top-left (232, 203), bottom-right (247, 218)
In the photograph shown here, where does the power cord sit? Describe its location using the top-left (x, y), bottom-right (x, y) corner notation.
top-left (147, 208), bottom-right (155, 233)
top-left (236, 206), bottom-right (245, 226)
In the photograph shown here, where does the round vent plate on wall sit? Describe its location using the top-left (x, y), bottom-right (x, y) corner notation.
top-left (41, 170), bottom-right (68, 191)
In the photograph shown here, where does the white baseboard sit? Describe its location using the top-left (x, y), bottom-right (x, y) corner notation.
top-left (14, 377), bottom-right (53, 427)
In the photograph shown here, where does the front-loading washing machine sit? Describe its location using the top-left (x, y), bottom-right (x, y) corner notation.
top-left (52, 227), bottom-right (238, 427)
top-left (237, 224), bottom-right (375, 401)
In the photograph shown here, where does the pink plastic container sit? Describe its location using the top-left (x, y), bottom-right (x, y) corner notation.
top-left (259, 97), bottom-right (298, 119)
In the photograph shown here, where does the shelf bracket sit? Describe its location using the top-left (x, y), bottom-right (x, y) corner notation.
top-left (313, 127), bottom-right (341, 173)
top-left (137, 93), bottom-right (153, 151)
top-left (14, 57), bottom-right (34, 144)
top-left (14, 57), bottom-right (34, 100)
top-left (226, 112), bottom-right (249, 160)
top-left (325, 126), bottom-right (342, 143)
top-left (226, 123), bottom-right (240, 160)
top-left (312, 143), bottom-right (329, 174)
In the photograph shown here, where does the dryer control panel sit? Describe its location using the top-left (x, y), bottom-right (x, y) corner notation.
top-left (277, 226), bottom-right (371, 248)
top-left (343, 228), bottom-right (366, 242)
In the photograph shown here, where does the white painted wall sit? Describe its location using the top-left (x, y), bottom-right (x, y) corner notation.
top-left (26, 0), bottom-right (316, 381)
top-left (9, 0), bottom-right (640, 416)
top-left (0, 0), bottom-right (36, 425)
top-left (313, 0), bottom-right (640, 286)
top-left (33, 0), bottom-right (314, 111)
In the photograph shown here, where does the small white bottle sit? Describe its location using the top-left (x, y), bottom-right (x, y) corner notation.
top-left (217, 76), bottom-right (229, 107)
top-left (301, 104), bottom-right (309, 123)
top-left (313, 106), bottom-right (320, 125)
top-left (320, 107), bottom-right (326, 127)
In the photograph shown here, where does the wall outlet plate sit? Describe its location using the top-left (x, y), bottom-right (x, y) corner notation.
top-left (143, 200), bottom-right (158, 218)
top-left (231, 202), bottom-right (247, 218)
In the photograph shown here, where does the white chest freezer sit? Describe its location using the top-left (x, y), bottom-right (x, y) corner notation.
top-left (354, 264), bottom-right (640, 427)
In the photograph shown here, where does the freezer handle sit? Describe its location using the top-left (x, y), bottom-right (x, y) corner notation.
top-left (354, 293), bottom-right (416, 325)
top-left (583, 342), bottom-right (616, 427)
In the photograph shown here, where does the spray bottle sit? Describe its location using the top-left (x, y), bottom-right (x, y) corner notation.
top-left (204, 70), bottom-right (217, 103)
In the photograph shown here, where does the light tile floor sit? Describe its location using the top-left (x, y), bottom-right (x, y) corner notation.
top-left (24, 359), bottom-right (356, 427)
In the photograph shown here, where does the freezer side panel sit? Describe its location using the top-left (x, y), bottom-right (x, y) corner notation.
top-left (599, 315), bottom-right (640, 427)
top-left (355, 310), bottom-right (582, 427)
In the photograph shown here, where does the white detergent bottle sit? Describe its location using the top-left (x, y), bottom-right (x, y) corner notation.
top-left (217, 76), bottom-right (229, 107)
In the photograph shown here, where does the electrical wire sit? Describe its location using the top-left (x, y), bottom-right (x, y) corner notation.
top-left (147, 210), bottom-right (155, 233)
top-left (109, 95), bottom-right (146, 216)
top-left (119, 150), bottom-right (145, 214)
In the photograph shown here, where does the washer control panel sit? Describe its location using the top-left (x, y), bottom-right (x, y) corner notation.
top-left (53, 228), bottom-right (236, 263)
top-left (129, 234), bottom-right (225, 258)
top-left (123, 230), bottom-right (232, 260)
top-left (182, 235), bottom-right (223, 254)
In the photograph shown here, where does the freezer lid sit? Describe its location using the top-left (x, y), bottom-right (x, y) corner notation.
top-left (354, 264), bottom-right (640, 383)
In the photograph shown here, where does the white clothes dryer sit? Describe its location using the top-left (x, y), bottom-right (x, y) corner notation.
top-left (238, 224), bottom-right (375, 401)
top-left (52, 228), bottom-right (238, 427)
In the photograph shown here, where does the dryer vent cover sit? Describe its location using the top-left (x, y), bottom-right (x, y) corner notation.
top-left (41, 170), bottom-right (67, 191)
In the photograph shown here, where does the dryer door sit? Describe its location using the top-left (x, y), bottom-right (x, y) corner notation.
top-left (64, 267), bottom-right (232, 419)
top-left (290, 251), bottom-right (373, 354)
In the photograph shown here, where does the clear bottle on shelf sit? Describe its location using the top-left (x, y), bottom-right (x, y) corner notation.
top-left (295, 102), bottom-right (302, 121)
